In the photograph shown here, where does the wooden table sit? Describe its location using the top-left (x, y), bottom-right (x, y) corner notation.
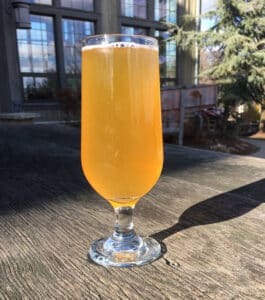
top-left (0, 125), bottom-right (265, 299)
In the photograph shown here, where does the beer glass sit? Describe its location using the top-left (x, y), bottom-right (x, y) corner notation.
top-left (81, 34), bottom-right (163, 267)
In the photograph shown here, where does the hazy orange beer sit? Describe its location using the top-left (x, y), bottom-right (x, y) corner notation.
top-left (81, 42), bottom-right (163, 207)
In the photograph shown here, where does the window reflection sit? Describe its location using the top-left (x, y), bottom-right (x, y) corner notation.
top-left (17, 15), bottom-right (56, 73)
top-left (154, 0), bottom-right (177, 23)
top-left (155, 30), bottom-right (176, 83)
top-left (201, 0), bottom-right (217, 31)
top-left (29, 0), bottom-right (52, 5)
top-left (120, 0), bottom-right (147, 19)
top-left (22, 76), bottom-right (57, 101)
top-left (62, 19), bottom-right (94, 74)
top-left (61, 0), bottom-right (94, 11)
top-left (121, 26), bottom-right (147, 35)
top-left (17, 15), bottom-right (57, 101)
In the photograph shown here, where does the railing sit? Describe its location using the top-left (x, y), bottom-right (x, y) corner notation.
top-left (161, 85), bottom-right (218, 145)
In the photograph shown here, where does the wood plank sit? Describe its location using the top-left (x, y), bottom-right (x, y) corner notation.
top-left (0, 125), bottom-right (265, 299)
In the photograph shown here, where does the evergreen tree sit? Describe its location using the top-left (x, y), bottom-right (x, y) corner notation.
top-left (172, 0), bottom-right (265, 130)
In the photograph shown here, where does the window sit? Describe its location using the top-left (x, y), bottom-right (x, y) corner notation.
top-left (17, 15), bottom-right (57, 101)
top-left (29, 0), bottom-right (52, 5)
top-left (201, 0), bottom-right (217, 31)
top-left (61, 0), bottom-right (94, 11)
top-left (155, 31), bottom-right (176, 85)
top-left (120, 0), bottom-right (147, 19)
top-left (154, 0), bottom-right (177, 23)
top-left (17, 15), bottom-right (56, 73)
top-left (62, 19), bottom-right (95, 75)
top-left (22, 76), bottom-right (57, 101)
top-left (121, 26), bottom-right (147, 35)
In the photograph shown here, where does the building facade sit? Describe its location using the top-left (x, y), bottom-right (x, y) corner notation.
top-left (0, 0), bottom-right (199, 119)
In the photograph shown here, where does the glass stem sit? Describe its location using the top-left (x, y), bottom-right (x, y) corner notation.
top-left (113, 206), bottom-right (137, 241)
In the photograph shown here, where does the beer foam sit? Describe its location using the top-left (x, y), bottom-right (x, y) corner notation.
top-left (82, 41), bottom-right (158, 51)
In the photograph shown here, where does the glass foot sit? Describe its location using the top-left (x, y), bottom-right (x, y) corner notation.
top-left (89, 236), bottom-right (161, 267)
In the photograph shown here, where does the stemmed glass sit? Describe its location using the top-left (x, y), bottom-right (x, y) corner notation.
top-left (81, 34), bottom-right (163, 267)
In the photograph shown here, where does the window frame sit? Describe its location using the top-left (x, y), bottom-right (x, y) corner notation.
top-left (16, 2), bottom-right (99, 104)
top-left (121, 25), bottom-right (148, 35)
top-left (21, 73), bottom-right (58, 102)
top-left (155, 30), bottom-right (177, 84)
top-left (29, 0), bottom-right (53, 6)
top-left (17, 14), bottom-right (58, 102)
top-left (120, 0), bottom-right (148, 19)
top-left (154, 0), bottom-right (177, 23)
top-left (119, 1), bottom-right (178, 88)
top-left (62, 17), bottom-right (95, 75)
top-left (60, 0), bottom-right (94, 12)
top-left (16, 1), bottom-right (179, 103)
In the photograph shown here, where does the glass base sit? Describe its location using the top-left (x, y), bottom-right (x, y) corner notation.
top-left (89, 236), bottom-right (161, 267)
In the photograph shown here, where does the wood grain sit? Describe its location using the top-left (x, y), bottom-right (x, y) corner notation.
top-left (0, 125), bottom-right (265, 299)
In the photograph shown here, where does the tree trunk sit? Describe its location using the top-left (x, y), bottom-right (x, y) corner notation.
top-left (259, 105), bottom-right (265, 132)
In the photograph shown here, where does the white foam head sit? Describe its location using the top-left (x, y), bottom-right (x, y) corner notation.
top-left (82, 41), bottom-right (158, 51)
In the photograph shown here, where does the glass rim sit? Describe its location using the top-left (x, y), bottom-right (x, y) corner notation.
top-left (82, 34), bottom-right (158, 49)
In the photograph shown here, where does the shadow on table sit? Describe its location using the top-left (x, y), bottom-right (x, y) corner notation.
top-left (0, 126), bottom-right (225, 214)
top-left (0, 125), bottom-right (93, 214)
top-left (0, 124), bottom-right (263, 230)
top-left (152, 178), bottom-right (265, 255)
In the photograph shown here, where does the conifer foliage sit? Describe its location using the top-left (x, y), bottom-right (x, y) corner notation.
top-left (173, 0), bottom-right (265, 129)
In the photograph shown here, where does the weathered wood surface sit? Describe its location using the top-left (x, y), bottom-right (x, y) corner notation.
top-left (0, 125), bottom-right (265, 300)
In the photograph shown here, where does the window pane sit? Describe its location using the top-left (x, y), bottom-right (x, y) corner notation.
top-left (29, 0), bottom-right (52, 5)
top-left (61, 0), bottom-right (94, 11)
top-left (62, 19), bottom-right (95, 74)
top-left (120, 0), bottom-right (147, 19)
top-left (17, 15), bottom-right (56, 73)
top-left (201, 0), bottom-right (217, 31)
top-left (155, 30), bottom-right (176, 80)
top-left (154, 0), bottom-right (177, 23)
top-left (22, 76), bottom-right (57, 101)
top-left (121, 26), bottom-right (147, 35)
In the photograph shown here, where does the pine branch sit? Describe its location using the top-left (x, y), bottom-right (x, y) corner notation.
top-left (171, 0), bottom-right (265, 107)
